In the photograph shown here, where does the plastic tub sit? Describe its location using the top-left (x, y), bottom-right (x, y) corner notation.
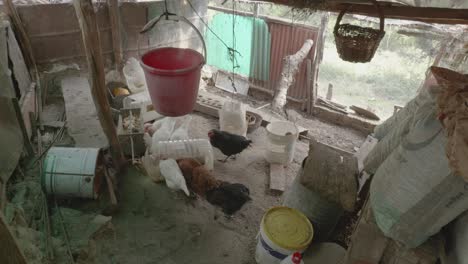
top-left (141, 47), bottom-right (203, 117)
top-left (42, 147), bottom-right (101, 199)
top-left (219, 101), bottom-right (247, 137)
top-left (265, 121), bottom-right (299, 165)
top-left (255, 206), bottom-right (314, 264)
top-left (152, 139), bottom-right (214, 170)
top-left (138, 14), bottom-right (206, 117)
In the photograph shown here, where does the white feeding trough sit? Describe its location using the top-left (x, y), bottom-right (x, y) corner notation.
top-left (265, 121), bottom-right (299, 165)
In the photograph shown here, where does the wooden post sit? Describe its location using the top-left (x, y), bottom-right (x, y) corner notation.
top-left (304, 59), bottom-right (312, 112)
top-left (107, 0), bottom-right (124, 74)
top-left (74, 0), bottom-right (125, 168)
top-left (309, 13), bottom-right (328, 114)
top-left (272, 39), bottom-right (313, 112)
top-left (0, 213), bottom-right (28, 264)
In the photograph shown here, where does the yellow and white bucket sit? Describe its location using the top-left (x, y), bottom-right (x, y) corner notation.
top-left (255, 206), bottom-right (314, 264)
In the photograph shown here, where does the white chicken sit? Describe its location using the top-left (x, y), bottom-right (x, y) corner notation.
top-left (159, 159), bottom-right (190, 196)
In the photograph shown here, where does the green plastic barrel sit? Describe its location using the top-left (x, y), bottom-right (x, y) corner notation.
top-left (42, 147), bottom-right (100, 199)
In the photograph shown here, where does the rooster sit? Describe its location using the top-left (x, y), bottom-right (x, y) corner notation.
top-left (207, 129), bottom-right (252, 162)
top-left (177, 158), bottom-right (251, 215)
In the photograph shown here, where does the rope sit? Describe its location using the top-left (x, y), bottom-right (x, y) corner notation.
top-left (230, 0), bottom-right (238, 94)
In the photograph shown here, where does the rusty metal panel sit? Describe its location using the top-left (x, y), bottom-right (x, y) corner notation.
top-left (267, 22), bottom-right (318, 100)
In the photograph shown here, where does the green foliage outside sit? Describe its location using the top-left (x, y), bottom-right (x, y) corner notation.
top-left (208, 1), bottom-right (442, 120)
top-left (318, 15), bottom-right (441, 120)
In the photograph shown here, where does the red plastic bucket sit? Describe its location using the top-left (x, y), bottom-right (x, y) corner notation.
top-left (141, 47), bottom-right (204, 116)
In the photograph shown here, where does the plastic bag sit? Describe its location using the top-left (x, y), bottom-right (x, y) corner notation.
top-left (170, 116), bottom-right (192, 141)
top-left (373, 73), bottom-right (439, 140)
top-left (123, 57), bottom-right (147, 94)
top-left (370, 109), bottom-right (468, 248)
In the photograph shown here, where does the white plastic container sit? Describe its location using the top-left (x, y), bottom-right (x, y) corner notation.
top-left (255, 207), bottom-right (313, 264)
top-left (219, 101), bottom-right (247, 137)
top-left (123, 57), bottom-right (147, 94)
top-left (152, 139), bottom-right (214, 170)
top-left (265, 121), bottom-right (299, 165)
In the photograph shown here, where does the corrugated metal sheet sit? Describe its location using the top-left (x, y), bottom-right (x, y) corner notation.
top-left (267, 22), bottom-right (319, 100)
top-left (249, 18), bottom-right (270, 82)
top-left (206, 13), bottom-right (254, 77)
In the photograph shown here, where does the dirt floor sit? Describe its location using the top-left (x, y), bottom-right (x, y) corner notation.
top-left (88, 111), bottom-right (364, 264)
top-left (7, 72), bottom-right (367, 264)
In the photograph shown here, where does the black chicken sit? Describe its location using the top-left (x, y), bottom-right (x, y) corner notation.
top-left (206, 183), bottom-right (251, 215)
top-left (207, 129), bottom-right (252, 162)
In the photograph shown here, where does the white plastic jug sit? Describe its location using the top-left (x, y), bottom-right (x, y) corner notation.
top-left (219, 101), bottom-right (247, 137)
top-left (153, 139), bottom-right (214, 170)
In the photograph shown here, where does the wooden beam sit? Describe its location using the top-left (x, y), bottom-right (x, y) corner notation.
top-left (310, 13), bottom-right (328, 114)
top-left (270, 163), bottom-right (286, 192)
top-left (74, 0), bottom-right (126, 169)
top-left (11, 98), bottom-right (34, 157)
top-left (0, 213), bottom-right (28, 264)
top-left (261, 1), bottom-right (468, 25)
top-left (107, 0), bottom-right (124, 74)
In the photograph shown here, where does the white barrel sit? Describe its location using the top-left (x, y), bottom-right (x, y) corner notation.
top-left (255, 207), bottom-right (313, 264)
top-left (219, 101), bottom-right (247, 137)
top-left (265, 121), bottom-right (299, 165)
top-left (153, 139), bottom-right (214, 170)
top-left (42, 147), bottom-right (100, 199)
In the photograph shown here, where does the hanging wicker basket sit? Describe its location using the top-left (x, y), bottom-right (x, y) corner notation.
top-left (334, 1), bottom-right (385, 63)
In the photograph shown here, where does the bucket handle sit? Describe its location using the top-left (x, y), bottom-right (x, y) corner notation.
top-left (138, 13), bottom-right (207, 64)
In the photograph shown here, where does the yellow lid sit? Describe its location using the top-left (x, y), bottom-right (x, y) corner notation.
top-left (262, 207), bottom-right (314, 251)
top-left (113, 87), bottom-right (130, 96)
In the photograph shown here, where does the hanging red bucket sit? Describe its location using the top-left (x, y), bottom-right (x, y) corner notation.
top-left (139, 15), bottom-right (206, 117)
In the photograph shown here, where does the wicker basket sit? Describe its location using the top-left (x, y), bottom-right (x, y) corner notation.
top-left (334, 2), bottom-right (385, 63)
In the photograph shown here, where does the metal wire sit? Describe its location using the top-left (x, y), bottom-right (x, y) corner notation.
top-left (186, 0), bottom-right (241, 58)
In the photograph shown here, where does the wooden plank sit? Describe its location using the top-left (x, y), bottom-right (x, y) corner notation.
top-left (355, 135), bottom-right (378, 172)
top-left (6, 26), bottom-right (32, 97)
top-left (11, 98), bottom-right (34, 157)
top-left (74, 0), bottom-right (125, 169)
top-left (0, 213), bottom-right (28, 264)
top-left (269, 163), bottom-right (286, 192)
top-left (107, 0), bottom-right (123, 74)
top-left (3, 0), bottom-right (36, 69)
top-left (104, 167), bottom-right (118, 214)
top-left (304, 59), bottom-right (312, 113)
top-left (262, 1), bottom-right (468, 25)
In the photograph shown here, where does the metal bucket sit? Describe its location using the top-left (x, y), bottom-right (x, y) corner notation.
top-left (283, 170), bottom-right (344, 242)
top-left (42, 147), bottom-right (101, 199)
